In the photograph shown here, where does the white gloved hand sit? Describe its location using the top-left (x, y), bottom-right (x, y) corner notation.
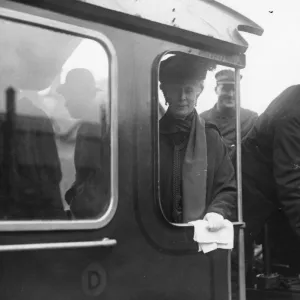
top-left (203, 212), bottom-right (224, 232)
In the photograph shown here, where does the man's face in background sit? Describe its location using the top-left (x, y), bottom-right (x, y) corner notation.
top-left (215, 83), bottom-right (236, 109)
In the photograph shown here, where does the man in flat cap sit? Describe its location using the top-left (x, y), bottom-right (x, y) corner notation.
top-left (200, 69), bottom-right (258, 156)
top-left (159, 53), bottom-right (236, 230)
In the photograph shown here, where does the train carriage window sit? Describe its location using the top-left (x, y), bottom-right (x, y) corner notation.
top-left (157, 52), bottom-right (240, 225)
top-left (0, 16), bottom-right (117, 229)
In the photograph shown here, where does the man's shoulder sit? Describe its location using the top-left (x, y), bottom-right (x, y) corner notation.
top-left (204, 122), bottom-right (229, 152)
top-left (240, 107), bottom-right (258, 118)
top-left (204, 121), bottom-right (221, 136)
top-left (199, 108), bottom-right (213, 119)
top-left (240, 107), bottom-right (258, 115)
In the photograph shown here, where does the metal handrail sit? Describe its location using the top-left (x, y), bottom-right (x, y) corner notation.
top-left (235, 68), bottom-right (246, 300)
top-left (0, 238), bottom-right (117, 252)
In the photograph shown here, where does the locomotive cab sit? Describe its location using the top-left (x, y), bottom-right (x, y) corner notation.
top-left (0, 1), bottom-right (263, 299)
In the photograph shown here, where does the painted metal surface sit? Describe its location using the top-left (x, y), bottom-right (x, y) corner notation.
top-left (79, 0), bottom-right (263, 50)
top-left (0, 1), bottom-right (265, 299)
top-left (8, 0), bottom-right (263, 56)
top-left (0, 239), bottom-right (117, 252)
top-left (0, 2), bottom-right (233, 299)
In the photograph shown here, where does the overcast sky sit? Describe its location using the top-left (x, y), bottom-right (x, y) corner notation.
top-left (63, 0), bottom-right (300, 115)
top-left (197, 0), bottom-right (300, 114)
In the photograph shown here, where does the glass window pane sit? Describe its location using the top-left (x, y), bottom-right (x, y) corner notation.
top-left (0, 18), bottom-right (110, 221)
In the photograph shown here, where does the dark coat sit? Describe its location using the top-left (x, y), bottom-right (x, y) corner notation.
top-left (237, 85), bottom-right (300, 238)
top-left (0, 97), bottom-right (64, 219)
top-left (160, 121), bottom-right (237, 222)
top-left (65, 122), bottom-right (110, 219)
top-left (200, 105), bottom-right (258, 151)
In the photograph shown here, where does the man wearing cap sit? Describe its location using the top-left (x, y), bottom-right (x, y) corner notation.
top-left (200, 69), bottom-right (258, 155)
top-left (57, 68), bottom-right (102, 122)
top-left (159, 53), bottom-right (236, 229)
top-left (56, 68), bottom-right (109, 219)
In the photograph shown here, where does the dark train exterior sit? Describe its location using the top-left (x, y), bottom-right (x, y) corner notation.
top-left (0, 1), bottom-right (266, 299)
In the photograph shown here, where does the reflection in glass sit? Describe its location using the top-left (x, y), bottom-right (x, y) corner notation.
top-left (0, 19), bottom-right (110, 221)
top-left (56, 68), bottom-right (110, 219)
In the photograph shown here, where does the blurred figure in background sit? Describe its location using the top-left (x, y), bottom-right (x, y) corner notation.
top-left (0, 78), bottom-right (64, 220)
top-left (56, 68), bottom-right (110, 219)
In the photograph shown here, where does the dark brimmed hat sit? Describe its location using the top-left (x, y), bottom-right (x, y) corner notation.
top-left (215, 69), bottom-right (242, 85)
top-left (159, 53), bottom-right (214, 84)
top-left (57, 68), bottom-right (101, 96)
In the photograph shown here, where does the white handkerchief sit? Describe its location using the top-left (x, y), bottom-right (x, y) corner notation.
top-left (189, 219), bottom-right (234, 253)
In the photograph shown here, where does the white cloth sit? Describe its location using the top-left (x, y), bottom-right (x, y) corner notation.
top-left (189, 219), bottom-right (234, 253)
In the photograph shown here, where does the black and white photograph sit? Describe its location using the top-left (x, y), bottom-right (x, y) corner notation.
top-left (0, 0), bottom-right (299, 299)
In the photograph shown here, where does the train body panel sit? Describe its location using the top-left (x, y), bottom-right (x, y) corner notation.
top-left (0, 2), bottom-right (234, 299)
top-left (0, 1), bottom-right (267, 299)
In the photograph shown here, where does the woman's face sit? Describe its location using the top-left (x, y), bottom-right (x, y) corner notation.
top-left (162, 80), bottom-right (203, 119)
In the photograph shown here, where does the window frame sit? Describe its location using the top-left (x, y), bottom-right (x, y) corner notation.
top-left (154, 50), bottom-right (243, 228)
top-left (0, 7), bottom-right (118, 231)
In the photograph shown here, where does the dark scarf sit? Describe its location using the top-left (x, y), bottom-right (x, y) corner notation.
top-left (160, 109), bottom-right (207, 222)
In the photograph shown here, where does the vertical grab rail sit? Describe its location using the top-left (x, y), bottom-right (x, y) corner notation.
top-left (3, 87), bottom-right (16, 216)
top-left (263, 223), bottom-right (271, 276)
top-left (235, 69), bottom-right (246, 300)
